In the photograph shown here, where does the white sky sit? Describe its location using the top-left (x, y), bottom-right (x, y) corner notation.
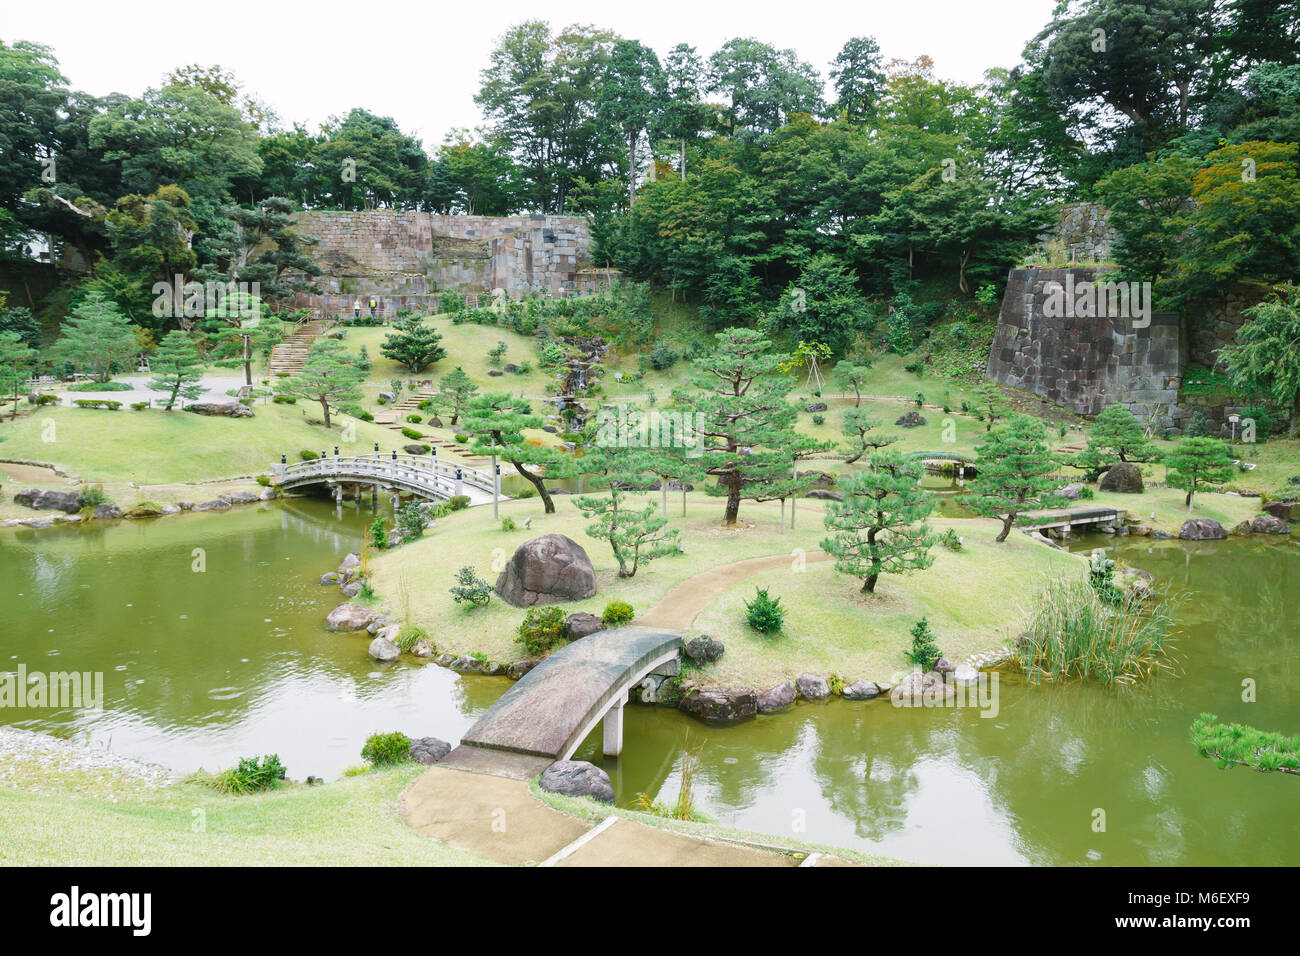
top-left (5, 0), bottom-right (1058, 148)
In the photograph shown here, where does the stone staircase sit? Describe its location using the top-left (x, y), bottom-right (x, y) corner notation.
top-left (269, 319), bottom-right (326, 378)
top-left (373, 391), bottom-right (494, 466)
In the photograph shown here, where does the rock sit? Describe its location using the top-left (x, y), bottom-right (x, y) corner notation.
top-left (368, 635), bottom-right (400, 662)
top-left (805, 402), bottom-right (828, 413)
top-left (92, 503), bottom-right (122, 520)
top-left (408, 737), bottom-right (451, 764)
top-left (1262, 500), bottom-right (1295, 521)
top-left (258, 487), bottom-right (276, 501)
top-left (482, 661), bottom-right (503, 675)
top-left (895, 411), bottom-right (926, 428)
top-left (179, 501), bottom-right (194, 511)
top-left (541, 425), bottom-right (559, 434)
top-left (186, 401), bottom-right (253, 418)
top-left (842, 680), bottom-right (881, 700)
top-left (1252, 514), bottom-right (1290, 535)
top-left (325, 603), bottom-right (375, 632)
top-left (953, 664), bottom-right (980, 687)
top-left (365, 613), bottom-right (391, 636)
top-left (319, 572), bottom-right (342, 585)
top-left (378, 391), bottom-right (395, 403)
top-left (20, 518), bottom-right (52, 528)
top-left (680, 687), bottom-right (758, 723)
top-left (638, 674), bottom-right (670, 703)
top-left (430, 417), bottom-right (443, 428)
top-left (340, 581), bottom-right (362, 598)
top-left (805, 489), bottom-right (844, 501)
top-left (683, 635), bottom-right (725, 666)
top-left (757, 681), bottom-right (797, 712)
top-left (506, 659), bottom-right (539, 680)
top-left (487, 369), bottom-right (503, 376)
top-left (564, 612), bottom-right (605, 640)
top-left (932, 657), bottom-right (956, 677)
top-left (193, 499), bottom-right (231, 512)
top-left (1057, 482), bottom-right (1083, 501)
top-left (161, 504), bottom-right (180, 515)
top-left (494, 534), bottom-right (597, 606)
top-left (1099, 461), bottom-right (1144, 493)
top-left (124, 504), bottom-right (163, 518)
top-left (1179, 518), bottom-right (1227, 541)
top-left (547, 487), bottom-right (572, 495)
top-left (404, 443), bottom-right (429, 455)
top-left (451, 656), bottom-right (483, 673)
top-left (1130, 524), bottom-right (1154, 536)
top-left (225, 491), bottom-right (259, 505)
top-left (503, 363), bottom-right (521, 374)
top-left (338, 552), bottom-right (361, 575)
top-left (435, 653), bottom-right (456, 667)
top-left (1232, 520), bottom-right (1254, 536)
top-left (890, 671), bottom-right (956, 705)
top-left (13, 488), bottom-right (80, 514)
top-left (796, 673), bottom-right (831, 701)
top-left (798, 470), bottom-right (836, 486)
top-left (412, 640), bottom-right (434, 658)
top-left (538, 760), bottom-right (615, 804)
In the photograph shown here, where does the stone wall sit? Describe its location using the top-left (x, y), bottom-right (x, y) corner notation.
top-left (285, 210), bottom-right (612, 312)
top-left (1035, 202), bottom-right (1117, 263)
top-left (986, 267), bottom-right (1182, 423)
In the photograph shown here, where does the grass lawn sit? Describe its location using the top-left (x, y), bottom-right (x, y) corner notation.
top-left (365, 490), bottom-right (1083, 688)
top-left (1086, 485), bottom-right (1262, 532)
top-left (0, 402), bottom-right (431, 484)
top-left (692, 517), bottom-right (1084, 689)
top-left (0, 761), bottom-right (490, 866)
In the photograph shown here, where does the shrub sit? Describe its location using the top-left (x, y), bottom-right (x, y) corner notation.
top-left (360, 732), bottom-right (412, 767)
top-left (1078, 485), bottom-right (1095, 499)
top-left (397, 501), bottom-right (427, 540)
top-left (454, 433), bottom-right (469, 443)
top-left (450, 566), bottom-right (492, 609)
top-left (130, 401), bottom-right (148, 410)
top-left (31, 394), bottom-right (59, 406)
top-left (602, 600), bottom-right (635, 625)
top-left (449, 495), bottom-right (470, 511)
top-left (406, 414), bottom-right (422, 423)
top-left (648, 341), bottom-right (680, 370)
top-left (939, 528), bottom-right (964, 552)
top-left (394, 626), bottom-right (427, 653)
top-left (69, 380), bottom-right (132, 392)
top-left (517, 605), bottom-right (567, 654)
top-left (812, 413), bottom-right (825, 425)
top-left (255, 475), bottom-right (271, 487)
top-left (905, 617), bottom-right (943, 671)
top-left (210, 754), bottom-right (286, 794)
top-left (299, 449), bottom-right (319, 461)
top-left (273, 394), bottom-right (296, 404)
top-left (77, 484), bottom-right (110, 509)
top-left (72, 399), bottom-right (122, 410)
top-left (368, 516), bottom-right (388, 549)
top-left (501, 516), bottom-right (517, 531)
top-left (744, 587), bottom-right (785, 634)
top-left (400, 427), bottom-right (424, 440)
top-left (1087, 551), bottom-right (1123, 606)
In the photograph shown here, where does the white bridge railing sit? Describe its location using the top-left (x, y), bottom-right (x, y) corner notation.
top-left (279, 453), bottom-right (495, 499)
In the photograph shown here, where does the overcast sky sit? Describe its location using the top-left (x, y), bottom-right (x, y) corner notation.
top-left (6, 0), bottom-right (1057, 147)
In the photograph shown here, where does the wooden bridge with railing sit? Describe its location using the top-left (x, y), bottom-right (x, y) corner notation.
top-left (273, 452), bottom-right (500, 506)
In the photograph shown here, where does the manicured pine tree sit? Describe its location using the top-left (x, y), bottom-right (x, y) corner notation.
top-left (380, 316), bottom-right (446, 373)
top-left (1077, 403), bottom-right (1158, 477)
top-left (0, 331), bottom-right (37, 421)
top-left (572, 443), bottom-right (680, 578)
top-left (970, 414), bottom-right (1066, 542)
top-left (279, 338), bottom-right (366, 428)
top-left (831, 360), bottom-right (872, 406)
top-left (53, 292), bottom-right (140, 383)
top-left (1164, 436), bottom-right (1235, 509)
top-left (462, 391), bottom-right (565, 513)
top-left (841, 406), bottom-right (896, 464)
top-left (206, 291), bottom-right (281, 386)
top-left (691, 327), bottom-right (830, 525)
top-left (820, 450), bottom-right (935, 593)
top-left (148, 330), bottom-right (206, 410)
top-left (430, 366), bottom-right (478, 426)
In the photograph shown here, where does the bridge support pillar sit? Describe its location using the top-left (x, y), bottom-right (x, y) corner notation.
top-left (602, 690), bottom-right (628, 758)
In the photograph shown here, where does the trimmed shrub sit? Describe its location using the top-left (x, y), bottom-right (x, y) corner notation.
top-left (130, 401), bottom-right (149, 410)
top-left (744, 587), bottom-right (785, 634)
top-left (517, 605), bottom-right (567, 655)
top-left (299, 449), bottom-right (319, 461)
top-left (273, 394), bottom-right (296, 404)
top-left (449, 495), bottom-right (470, 511)
top-left (255, 475), bottom-right (271, 487)
top-left (406, 414), bottom-right (422, 423)
top-left (360, 732), bottom-right (412, 766)
top-left (450, 566), bottom-right (492, 609)
top-left (602, 600), bottom-right (634, 625)
top-left (905, 617), bottom-right (943, 671)
top-left (400, 426), bottom-right (424, 440)
top-left (501, 517), bottom-right (517, 531)
top-left (72, 399), bottom-right (122, 410)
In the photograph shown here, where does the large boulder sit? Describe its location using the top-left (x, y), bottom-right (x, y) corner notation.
top-left (186, 401), bottom-right (253, 418)
top-left (796, 673), bottom-right (831, 701)
top-left (895, 410), bottom-right (927, 428)
top-left (494, 534), bottom-right (597, 606)
top-left (92, 502), bottom-right (123, 520)
top-left (805, 489), bottom-right (844, 501)
top-left (1252, 514), bottom-right (1291, 535)
top-left (538, 760), bottom-right (615, 804)
top-left (890, 671), bottom-right (957, 705)
top-left (1179, 518), bottom-right (1227, 541)
top-left (757, 682), bottom-right (796, 712)
top-left (1099, 462), bottom-right (1144, 494)
top-left (13, 488), bottom-right (81, 514)
top-left (193, 499), bottom-right (231, 512)
top-left (679, 687), bottom-right (758, 723)
top-left (683, 635), bottom-right (725, 665)
top-left (368, 635), bottom-right (400, 662)
top-left (404, 443), bottom-right (430, 455)
top-left (564, 612), bottom-right (605, 640)
top-left (409, 737), bottom-right (452, 765)
top-left (506, 659), bottom-right (540, 680)
top-left (1262, 500), bottom-right (1295, 521)
top-left (842, 680), bottom-right (881, 701)
top-left (805, 402), bottom-right (828, 413)
top-left (1057, 482), bottom-right (1084, 501)
top-left (326, 603), bottom-right (376, 631)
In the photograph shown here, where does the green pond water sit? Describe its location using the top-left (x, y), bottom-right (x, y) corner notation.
top-left (2, 498), bottom-right (1296, 865)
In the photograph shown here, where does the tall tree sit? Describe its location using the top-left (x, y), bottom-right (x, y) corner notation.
top-left (658, 43), bottom-right (708, 179)
top-left (53, 292), bottom-right (139, 382)
top-left (970, 414), bottom-right (1065, 542)
top-left (380, 317), bottom-right (446, 373)
top-left (599, 39), bottom-right (663, 205)
top-left (1218, 284), bottom-right (1300, 437)
top-left (830, 36), bottom-right (886, 122)
top-left (0, 330), bottom-right (37, 421)
top-left (820, 451), bottom-right (935, 593)
top-left (148, 330), bottom-right (205, 410)
top-left (708, 38), bottom-right (825, 136)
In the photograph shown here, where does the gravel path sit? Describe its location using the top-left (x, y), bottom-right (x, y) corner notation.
top-left (50, 375), bottom-right (248, 408)
top-left (0, 727), bottom-right (175, 791)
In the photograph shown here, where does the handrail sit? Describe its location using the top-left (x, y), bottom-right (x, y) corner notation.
top-left (280, 454), bottom-right (495, 495)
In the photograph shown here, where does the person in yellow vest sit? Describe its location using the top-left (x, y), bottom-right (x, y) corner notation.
top-left (368, 296), bottom-right (377, 319)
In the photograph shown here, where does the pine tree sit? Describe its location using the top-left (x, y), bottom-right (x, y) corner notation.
top-left (691, 328), bottom-right (829, 524)
top-left (380, 317), bottom-right (446, 373)
top-left (573, 443), bottom-right (680, 578)
top-left (0, 331), bottom-right (37, 421)
top-left (462, 392), bottom-right (566, 513)
top-left (841, 407), bottom-right (896, 464)
top-left (148, 330), bottom-right (205, 410)
top-left (905, 617), bottom-right (944, 671)
top-left (1165, 437), bottom-right (1235, 509)
top-left (279, 338), bottom-right (365, 429)
top-left (430, 366), bottom-right (478, 426)
top-left (1077, 404), bottom-right (1157, 476)
top-left (831, 360), bottom-right (872, 405)
top-left (970, 414), bottom-right (1065, 542)
top-left (820, 450), bottom-right (935, 593)
top-left (53, 292), bottom-right (139, 383)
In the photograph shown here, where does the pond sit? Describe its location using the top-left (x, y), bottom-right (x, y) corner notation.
top-left (2, 501), bottom-right (1295, 865)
